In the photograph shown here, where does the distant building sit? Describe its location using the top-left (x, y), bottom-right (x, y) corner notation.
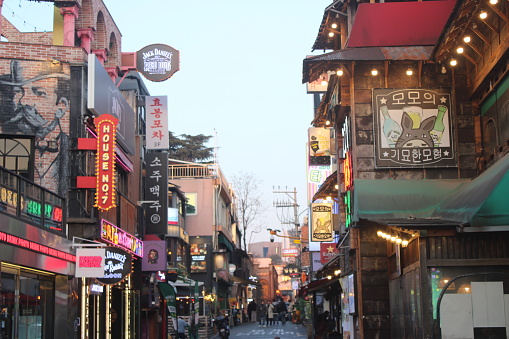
top-left (249, 241), bottom-right (282, 260)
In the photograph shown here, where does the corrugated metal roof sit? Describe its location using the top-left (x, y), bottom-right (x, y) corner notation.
top-left (303, 46), bottom-right (433, 83)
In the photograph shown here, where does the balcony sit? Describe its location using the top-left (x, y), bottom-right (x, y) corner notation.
top-left (0, 167), bottom-right (66, 234)
top-left (168, 163), bottom-right (216, 179)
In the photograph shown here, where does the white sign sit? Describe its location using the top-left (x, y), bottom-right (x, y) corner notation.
top-left (145, 96), bottom-right (169, 150)
top-left (292, 280), bottom-right (299, 290)
top-left (75, 248), bottom-right (105, 278)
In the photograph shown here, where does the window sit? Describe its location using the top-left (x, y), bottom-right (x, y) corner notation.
top-left (0, 137), bottom-right (33, 180)
top-left (185, 193), bottom-right (197, 215)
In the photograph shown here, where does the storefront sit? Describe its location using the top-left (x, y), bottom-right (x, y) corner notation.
top-left (76, 219), bottom-right (143, 339)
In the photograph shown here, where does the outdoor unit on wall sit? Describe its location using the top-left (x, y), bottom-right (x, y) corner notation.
top-left (121, 52), bottom-right (136, 71)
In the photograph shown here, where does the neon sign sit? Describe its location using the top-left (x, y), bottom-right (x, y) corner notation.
top-left (344, 191), bottom-right (352, 228)
top-left (100, 219), bottom-right (143, 257)
top-left (344, 151), bottom-right (352, 190)
top-left (94, 114), bottom-right (118, 211)
top-left (0, 231), bottom-right (75, 262)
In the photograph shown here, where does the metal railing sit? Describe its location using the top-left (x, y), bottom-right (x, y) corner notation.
top-left (0, 166), bottom-right (66, 234)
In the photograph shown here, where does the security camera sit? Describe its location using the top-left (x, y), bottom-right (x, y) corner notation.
top-left (270, 235), bottom-right (274, 243)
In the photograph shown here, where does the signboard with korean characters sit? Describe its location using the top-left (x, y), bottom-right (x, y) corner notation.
top-left (373, 88), bottom-right (456, 168)
top-left (145, 152), bottom-right (168, 234)
top-left (145, 96), bottom-right (169, 150)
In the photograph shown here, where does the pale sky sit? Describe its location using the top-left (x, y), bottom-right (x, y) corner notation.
top-left (9, 0), bottom-right (331, 246)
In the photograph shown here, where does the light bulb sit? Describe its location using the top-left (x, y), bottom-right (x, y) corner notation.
top-left (456, 47), bottom-right (464, 54)
top-left (329, 32), bottom-right (334, 37)
top-left (390, 236), bottom-right (396, 243)
top-left (450, 59), bottom-right (457, 66)
top-left (325, 120), bottom-right (331, 126)
top-left (371, 67), bottom-right (378, 76)
top-left (406, 67), bottom-right (413, 76)
top-left (331, 23), bottom-right (338, 29)
top-left (441, 66), bottom-right (446, 74)
top-left (337, 69), bottom-right (343, 76)
top-left (402, 240), bottom-right (409, 247)
top-left (463, 36), bottom-right (471, 43)
top-left (377, 231), bottom-right (383, 237)
top-left (321, 79), bottom-right (328, 86)
top-left (489, 0), bottom-right (497, 4)
top-left (396, 238), bottom-right (402, 244)
top-left (479, 11), bottom-right (487, 20)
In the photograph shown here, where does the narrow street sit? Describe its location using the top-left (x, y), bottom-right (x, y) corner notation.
top-left (214, 321), bottom-right (309, 339)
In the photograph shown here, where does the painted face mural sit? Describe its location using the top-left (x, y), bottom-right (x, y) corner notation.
top-left (0, 60), bottom-right (71, 195)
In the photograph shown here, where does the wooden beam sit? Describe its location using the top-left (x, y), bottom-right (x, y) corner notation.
top-left (469, 26), bottom-right (491, 45)
top-left (489, 3), bottom-right (509, 25)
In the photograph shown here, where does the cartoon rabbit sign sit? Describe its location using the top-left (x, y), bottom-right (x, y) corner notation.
top-left (312, 203), bottom-right (333, 242)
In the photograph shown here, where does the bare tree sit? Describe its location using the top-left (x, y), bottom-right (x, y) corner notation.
top-left (231, 172), bottom-right (265, 251)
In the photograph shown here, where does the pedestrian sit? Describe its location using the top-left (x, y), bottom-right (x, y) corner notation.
top-left (267, 300), bottom-right (275, 326)
top-left (272, 299), bottom-right (279, 324)
top-left (247, 300), bottom-right (257, 323)
top-left (257, 300), bottom-right (267, 327)
top-left (177, 317), bottom-right (188, 339)
top-left (277, 298), bottom-right (287, 325)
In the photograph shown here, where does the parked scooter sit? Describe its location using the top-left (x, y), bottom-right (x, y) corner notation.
top-left (213, 316), bottom-right (230, 339)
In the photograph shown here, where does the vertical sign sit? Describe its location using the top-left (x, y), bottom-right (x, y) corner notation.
top-left (145, 152), bottom-right (168, 234)
top-left (311, 203), bottom-right (333, 242)
top-left (146, 96), bottom-right (169, 150)
top-left (308, 127), bottom-right (331, 166)
top-left (94, 114), bottom-right (118, 211)
top-left (373, 88), bottom-right (455, 167)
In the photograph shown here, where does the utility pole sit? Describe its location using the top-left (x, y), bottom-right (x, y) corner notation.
top-left (273, 188), bottom-right (300, 266)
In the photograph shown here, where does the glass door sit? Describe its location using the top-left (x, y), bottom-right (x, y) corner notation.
top-left (0, 269), bottom-right (16, 339)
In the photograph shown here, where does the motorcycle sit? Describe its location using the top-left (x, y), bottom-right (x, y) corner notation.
top-left (214, 316), bottom-right (230, 339)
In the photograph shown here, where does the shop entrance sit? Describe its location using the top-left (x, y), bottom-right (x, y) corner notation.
top-left (0, 263), bottom-right (55, 339)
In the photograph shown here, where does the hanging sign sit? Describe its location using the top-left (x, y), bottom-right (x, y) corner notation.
top-left (94, 114), bottom-right (118, 211)
top-left (373, 88), bottom-right (455, 168)
top-left (137, 44), bottom-right (180, 82)
top-left (75, 248), bottom-right (105, 278)
top-left (308, 127), bottom-right (331, 166)
top-left (146, 96), bottom-right (169, 150)
top-left (320, 243), bottom-right (338, 264)
top-left (145, 152), bottom-right (168, 234)
top-left (100, 219), bottom-right (143, 257)
top-left (96, 247), bottom-right (132, 285)
top-left (311, 203), bottom-right (333, 242)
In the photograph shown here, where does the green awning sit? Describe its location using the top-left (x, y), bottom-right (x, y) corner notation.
top-left (218, 233), bottom-right (234, 252)
top-left (353, 153), bottom-right (509, 227)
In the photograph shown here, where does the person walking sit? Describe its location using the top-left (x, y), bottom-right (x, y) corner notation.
top-left (267, 300), bottom-right (275, 326)
top-left (257, 300), bottom-right (267, 327)
top-left (247, 300), bottom-right (257, 323)
top-left (272, 299), bottom-right (279, 325)
top-left (277, 298), bottom-right (288, 325)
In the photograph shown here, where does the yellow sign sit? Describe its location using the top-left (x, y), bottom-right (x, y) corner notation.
top-left (293, 239), bottom-right (301, 244)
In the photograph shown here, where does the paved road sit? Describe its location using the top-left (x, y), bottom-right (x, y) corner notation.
top-left (222, 321), bottom-right (309, 339)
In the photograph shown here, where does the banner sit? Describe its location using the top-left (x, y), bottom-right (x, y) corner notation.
top-left (158, 282), bottom-right (178, 333)
top-left (311, 203), bottom-right (333, 242)
top-left (146, 96), bottom-right (169, 150)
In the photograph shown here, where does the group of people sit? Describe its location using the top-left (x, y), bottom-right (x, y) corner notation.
top-left (255, 299), bottom-right (290, 327)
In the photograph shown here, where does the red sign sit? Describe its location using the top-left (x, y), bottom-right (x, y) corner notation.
top-left (94, 114), bottom-right (118, 211)
top-left (320, 243), bottom-right (338, 264)
top-left (0, 231), bottom-right (75, 262)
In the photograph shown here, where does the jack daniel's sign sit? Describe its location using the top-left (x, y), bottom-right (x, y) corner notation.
top-left (136, 44), bottom-right (180, 82)
top-left (96, 247), bottom-right (132, 285)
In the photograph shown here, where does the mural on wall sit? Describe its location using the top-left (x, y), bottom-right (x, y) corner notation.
top-left (0, 59), bottom-right (71, 195)
top-left (373, 88), bottom-right (456, 168)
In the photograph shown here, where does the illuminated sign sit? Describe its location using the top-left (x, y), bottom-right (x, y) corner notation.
top-left (100, 219), bottom-right (143, 257)
top-left (0, 187), bottom-right (63, 231)
top-left (311, 203), bottom-right (333, 242)
top-left (282, 248), bottom-right (299, 257)
top-left (344, 152), bottom-right (352, 191)
top-left (0, 231), bottom-right (75, 262)
top-left (96, 247), bottom-right (132, 285)
top-left (344, 191), bottom-right (352, 228)
top-left (320, 243), bottom-right (339, 264)
top-left (76, 248), bottom-right (105, 277)
top-left (89, 284), bottom-right (104, 295)
top-left (94, 114), bottom-right (118, 211)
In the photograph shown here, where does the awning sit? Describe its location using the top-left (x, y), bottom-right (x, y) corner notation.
top-left (353, 153), bottom-right (509, 227)
top-left (299, 276), bottom-right (342, 298)
top-left (230, 276), bottom-right (261, 287)
top-left (218, 233), bottom-right (234, 252)
top-left (347, 1), bottom-right (456, 48)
